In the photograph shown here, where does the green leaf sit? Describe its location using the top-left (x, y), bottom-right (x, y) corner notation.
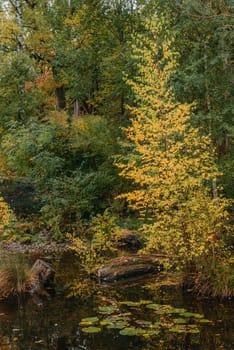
top-left (119, 327), bottom-right (147, 336)
top-left (107, 321), bottom-right (129, 329)
top-left (188, 328), bottom-right (200, 334)
top-left (168, 308), bottom-right (187, 314)
top-left (119, 301), bottom-right (142, 307)
top-left (180, 312), bottom-right (197, 318)
top-left (98, 306), bottom-right (117, 314)
top-left (80, 316), bottom-right (99, 326)
top-left (173, 318), bottom-right (187, 324)
top-left (145, 303), bottom-right (162, 309)
top-left (169, 326), bottom-right (186, 333)
top-left (198, 319), bottom-right (212, 323)
top-left (81, 327), bottom-right (102, 334)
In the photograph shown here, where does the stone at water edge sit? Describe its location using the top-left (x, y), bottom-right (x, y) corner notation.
top-left (30, 259), bottom-right (55, 294)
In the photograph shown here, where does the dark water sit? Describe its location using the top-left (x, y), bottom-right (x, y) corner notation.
top-left (0, 252), bottom-right (233, 350)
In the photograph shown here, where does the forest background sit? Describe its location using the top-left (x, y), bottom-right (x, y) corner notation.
top-left (0, 0), bottom-right (233, 297)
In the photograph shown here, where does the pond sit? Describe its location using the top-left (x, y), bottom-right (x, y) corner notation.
top-left (0, 252), bottom-right (233, 350)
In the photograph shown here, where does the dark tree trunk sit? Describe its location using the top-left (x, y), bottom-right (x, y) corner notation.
top-left (55, 86), bottom-right (66, 110)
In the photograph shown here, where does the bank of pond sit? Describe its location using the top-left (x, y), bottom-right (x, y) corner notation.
top-left (0, 252), bottom-right (232, 350)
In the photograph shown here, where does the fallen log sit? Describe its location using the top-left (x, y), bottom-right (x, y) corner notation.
top-left (92, 254), bottom-right (165, 283)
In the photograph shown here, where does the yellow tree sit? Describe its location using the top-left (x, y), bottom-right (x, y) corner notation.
top-left (117, 34), bottom-right (229, 268)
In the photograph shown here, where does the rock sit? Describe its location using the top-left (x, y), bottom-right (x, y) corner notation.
top-left (116, 229), bottom-right (143, 251)
top-left (92, 254), bottom-right (165, 283)
top-left (30, 259), bottom-right (55, 294)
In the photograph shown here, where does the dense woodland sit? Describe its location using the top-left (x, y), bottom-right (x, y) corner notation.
top-left (0, 0), bottom-right (233, 297)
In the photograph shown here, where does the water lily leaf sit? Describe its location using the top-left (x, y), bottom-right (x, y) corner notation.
top-left (119, 327), bottom-right (147, 336)
top-left (169, 308), bottom-right (186, 314)
top-left (135, 319), bottom-right (152, 326)
top-left (82, 326), bottom-right (101, 334)
top-left (169, 326), bottom-right (186, 333)
top-left (120, 312), bottom-right (132, 317)
top-left (119, 301), bottom-right (142, 307)
top-left (156, 308), bottom-right (170, 315)
top-left (139, 300), bottom-right (152, 305)
top-left (107, 321), bottom-right (129, 329)
top-left (180, 312), bottom-right (197, 318)
top-left (145, 303), bottom-right (162, 309)
top-left (102, 314), bottom-right (130, 323)
top-left (188, 328), bottom-right (200, 334)
top-left (80, 317), bottom-right (99, 325)
top-left (79, 321), bottom-right (94, 326)
top-left (143, 329), bottom-right (160, 336)
top-left (98, 306), bottom-right (117, 314)
top-left (100, 320), bottom-right (113, 326)
top-left (198, 318), bottom-right (211, 323)
top-left (192, 313), bottom-right (204, 319)
top-left (169, 324), bottom-right (200, 334)
top-left (188, 324), bottom-right (198, 328)
top-left (152, 321), bottom-right (162, 328)
top-left (102, 316), bottom-right (118, 323)
top-left (173, 318), bottom-right (187, 324)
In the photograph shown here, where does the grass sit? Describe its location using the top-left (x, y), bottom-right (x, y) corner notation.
top-left (0, 255), bottom-right (38, 299)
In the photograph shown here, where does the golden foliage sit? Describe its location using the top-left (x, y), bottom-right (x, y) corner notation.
top-left (117, 34), bottom-right (230, 267)
top-left (69, 210), bottom-right (121, 273)
top-left (0, 197), bottom-right (14, 235)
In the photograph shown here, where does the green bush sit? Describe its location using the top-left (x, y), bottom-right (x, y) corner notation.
top-left (1, 115), bottom-right (123, 239)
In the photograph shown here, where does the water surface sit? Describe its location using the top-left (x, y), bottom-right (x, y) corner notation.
top-left (0, 252), bottom-right (233, 350)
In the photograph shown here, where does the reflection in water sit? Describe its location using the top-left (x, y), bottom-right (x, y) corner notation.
top-left (0, 253), bottom-right (232, 350)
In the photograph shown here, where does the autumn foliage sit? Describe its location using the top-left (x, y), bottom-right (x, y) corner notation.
top-left (117, 36), bottom-right (230, 269)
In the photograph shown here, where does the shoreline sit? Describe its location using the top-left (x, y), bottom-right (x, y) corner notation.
top-left (0, 240), bottom-right (72, 255)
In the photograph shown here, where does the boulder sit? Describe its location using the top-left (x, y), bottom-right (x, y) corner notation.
top-left (30, 259), bottom-right (55, 294)
top-left (92, 254), bottom-right (165, 283)
top-left (116, 229), bottom-right (143, 251)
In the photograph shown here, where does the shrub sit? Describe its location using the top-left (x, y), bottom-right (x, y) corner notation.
top-left (69, 210), bottom-right (121, 272)
top-left (0, 196), bottom-right (15, 240)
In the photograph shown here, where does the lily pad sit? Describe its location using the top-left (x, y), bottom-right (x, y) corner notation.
top-left (82, 326), bottom-right (102, 334)
top-left (107, 321), bottom-right (129, 329)
top-left (98, 306), bottom-right (117, 314)
top-left (152, 321), bottom-right (162, 328)
top-left (169, 308), bottom-right (186, 314)
top-left (100, 320), bottom-right (113, 326)
top-left (79, 317), bottom-right (99, 326)
top-left (135, 319), bottom-right (152, 326)
top-left (173, 318), bottom-right (187, 324)
top-left (143, 329), bottom-right (160, 336)
top-left (119, 327), bottom-right (147, 336)
top-left (188, 328), bottom-right (200, 334)
top-left (145, 303), bottom-right (162, 310)
top-left (119, 301), bottom-right (142, 307)
top-left (102, 314), bottom-right (130, 323)
top-left (169, 326), bottom-right (186, 333)
top-left (191, 313), bottom-right (204, 319)
top-left (198, 318), bottom-right (211, 323)
top-left (180, 312), bottom-right (198, 318)
top-left (169, 325), bottom-right (200, 334)
top-left (139, 300), bottom-right (152, 305)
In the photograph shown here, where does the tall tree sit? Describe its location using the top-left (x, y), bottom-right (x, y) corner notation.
top-left (153, 0), bottom-right (234, 196)
top-left (117, 31), bottom-right (229, 267)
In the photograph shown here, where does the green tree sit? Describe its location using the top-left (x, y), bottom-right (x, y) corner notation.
top-left (152, 0), bottom-right (234, 197)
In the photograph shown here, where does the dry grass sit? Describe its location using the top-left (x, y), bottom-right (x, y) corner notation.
top-left (0, 256), bottom-right (38, 299)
